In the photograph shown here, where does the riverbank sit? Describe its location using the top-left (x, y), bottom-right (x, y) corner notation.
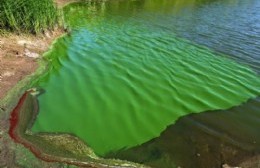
top-left (0, 0), bottom-right (73, 100)
top-left (0, 0), bottom-right (73, 167)
top-left (0, 29), bottom-right (64, 100)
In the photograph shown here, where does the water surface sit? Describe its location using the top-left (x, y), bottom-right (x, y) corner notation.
top-left (31, 0), bottom-right (260, 161)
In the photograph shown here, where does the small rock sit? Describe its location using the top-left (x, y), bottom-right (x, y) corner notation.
top-left (17, 40), bottom-right (28, 46)
top-left (222, 163), bottom-right (241, 168)
top-left (196, 153), bottom-right (201, 157)
top-left (24, 49), bottom-right (40, 58)
top-left (18, 40), bottom-right (39, 49)
top-left (44, 31), bottom-right (51, 38)
top-left (2, 71), bottom-right (15, 77)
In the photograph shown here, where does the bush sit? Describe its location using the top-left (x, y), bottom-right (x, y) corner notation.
top-left (0, 0), bottom-right (58, 34)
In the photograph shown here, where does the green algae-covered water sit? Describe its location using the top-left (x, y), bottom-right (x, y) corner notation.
top-left (31, 0), bottom-right (260, 162)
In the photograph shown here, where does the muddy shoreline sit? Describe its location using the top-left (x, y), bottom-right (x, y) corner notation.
top-left (0, 23), bottom-right (69, 168)
top-left (0, 29), bottom-right (64, 100)
top-left (0, 1), bottom-right (78, 167)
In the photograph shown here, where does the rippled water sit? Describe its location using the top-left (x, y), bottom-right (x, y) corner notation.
top-left (31, 0), bottom-right (260, 164)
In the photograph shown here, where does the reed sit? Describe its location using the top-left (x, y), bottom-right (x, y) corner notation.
top-left (0, 0), bottom-right (58, 34)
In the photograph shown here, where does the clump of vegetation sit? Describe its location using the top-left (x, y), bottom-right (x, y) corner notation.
top-left (0, 0), bottom-right (58, 34)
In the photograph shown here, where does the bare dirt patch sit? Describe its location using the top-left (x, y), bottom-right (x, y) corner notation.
top-left (0, 29), bottom-right (63, 100)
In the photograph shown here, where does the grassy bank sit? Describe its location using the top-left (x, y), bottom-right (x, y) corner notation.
top-left (0, 0), bottom-right (58, 34)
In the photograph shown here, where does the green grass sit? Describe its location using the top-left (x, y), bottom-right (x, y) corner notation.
top-left (0, 0), bottom-right (58, 34)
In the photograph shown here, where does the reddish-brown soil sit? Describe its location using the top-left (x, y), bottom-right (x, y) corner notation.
top-left (0, 1), bottom-right (80, 167)
top-left (0, 30), bottom-right (67, 168)
top-left (0, 30), bottom-right (63, 100)
top-left (0, 3), bottom-right (66, 168)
